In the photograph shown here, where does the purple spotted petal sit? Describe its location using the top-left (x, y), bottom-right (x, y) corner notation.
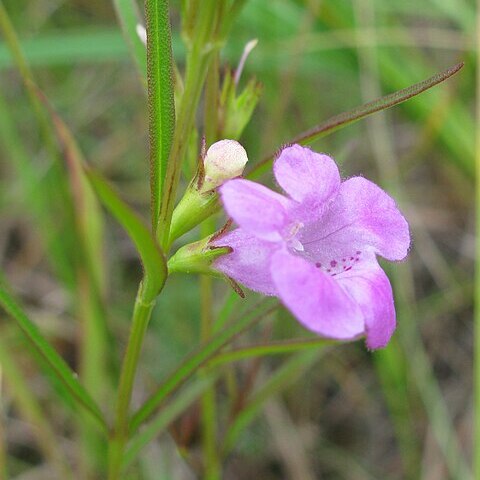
top-left (274, 145), bottom-right (340, 221)
top-left (337, 259), bottom-right (395, 349)
top-left (219, 179), bottom-right (291, 242)
top-left (213, 228), bottom-right (277, 295)
top-left (301, 176), bottom-right (410, 262)
top-left (215, 144), bottom-right (410, 350)
top-left (270, 250), bottom-right (364, 340)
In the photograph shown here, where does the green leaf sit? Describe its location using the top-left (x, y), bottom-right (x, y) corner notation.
top-left (130, 299), bottom-right (278, 432)
top-left (146, 0), bottom-right (176, 230)
top-left (123, 374), bottom-right (218, 469)
top-left (113, 0), bottom-right (148, 80)
top-left (0, 283), bottom-right (107, 431)
top-left (87, 171), bottom-right (167, 301)
top-left (248, 62), bottom-right (464, 179)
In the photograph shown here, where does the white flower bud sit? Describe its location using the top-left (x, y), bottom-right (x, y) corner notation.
top-left (203, 140), bottom-right (248, 190)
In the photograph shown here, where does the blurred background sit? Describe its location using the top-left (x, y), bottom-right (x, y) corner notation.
top-left (0, 0), bottom-right (474, 478)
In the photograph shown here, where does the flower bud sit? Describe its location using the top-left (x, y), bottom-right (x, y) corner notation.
top-left (202, 140), bottom-right (248, 190)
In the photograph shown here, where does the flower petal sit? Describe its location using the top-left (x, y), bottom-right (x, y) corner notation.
top-left (213, 228), bottom-right (277, 295)
top-left (301, 176), bottom-right (410, 262)
top-left (274, 144), bottom-right (340, 219)
top-left (337, 260), bottom-right (395, 349)
top-left (219, 179), bottom-right (291, 242)
top-left (270, 250), bottom-right (364, 340)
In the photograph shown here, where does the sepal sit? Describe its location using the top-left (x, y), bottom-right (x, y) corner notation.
top-left (168, 235), bottom-right (232, 276)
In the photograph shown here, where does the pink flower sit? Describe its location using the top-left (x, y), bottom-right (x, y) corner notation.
top-left (213, 144), bottom-right (410, 349)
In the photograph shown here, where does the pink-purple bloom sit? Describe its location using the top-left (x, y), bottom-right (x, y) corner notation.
top-left (213, 144), bottom-right (410, 349)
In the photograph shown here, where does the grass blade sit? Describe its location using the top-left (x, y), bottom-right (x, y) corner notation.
top-left (123, 374), bottom-right (218, 469)
top-left (0, 1), bottom-right (52, 148)
top-left (34, 87), bottom-right (106, 297)
top-left (130, 299), bottom-right (278, 432)
top-left (146, 0), bottom-right (176, 230)
top-left (223, 348), bottom-right (326, 454)
top-left (0, 28), bottom-right (128, 68)
top-left (208, 338), bottom-right (334, 367)
top-left (0, 338), bottom-right (72, 477)
top-left (248, 62), bottom-right (464, 179)
top-left (0, 284), bottom-right (107, 431)
top-left (34, 87), bottom-right (113, 474)
top-left (0, 86), bottom-right (77, 288)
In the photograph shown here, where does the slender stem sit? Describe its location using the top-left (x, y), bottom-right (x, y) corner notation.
top-left (107, 282), bottom-right (157, 480)
top-left (199, 273), bottom-right (220, 480)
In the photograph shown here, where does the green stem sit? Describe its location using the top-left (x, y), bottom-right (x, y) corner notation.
top-left (107, 281), bottom-right (157, 480)
top-left (199, 224), bottom-right (220, 480)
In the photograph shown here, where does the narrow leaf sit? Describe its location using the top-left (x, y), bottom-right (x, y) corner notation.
top-left (208, 337), bottom-right (335, 367)
top-left (146, 0), bottom-right (176, 230)
top-left (0, 284), bottom-right (107, 431)
top-left (130, 299), bottom-right (278, 432)
top-left (87, 171), bottom-right (167, 301)
top-left (248, 62), bottom-right (464, 179)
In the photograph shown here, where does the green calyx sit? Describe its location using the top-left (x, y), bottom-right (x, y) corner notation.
top-left (167, 178), bottom-right (220, 250)
top-left (168, 235), bottom-right (232, 276)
